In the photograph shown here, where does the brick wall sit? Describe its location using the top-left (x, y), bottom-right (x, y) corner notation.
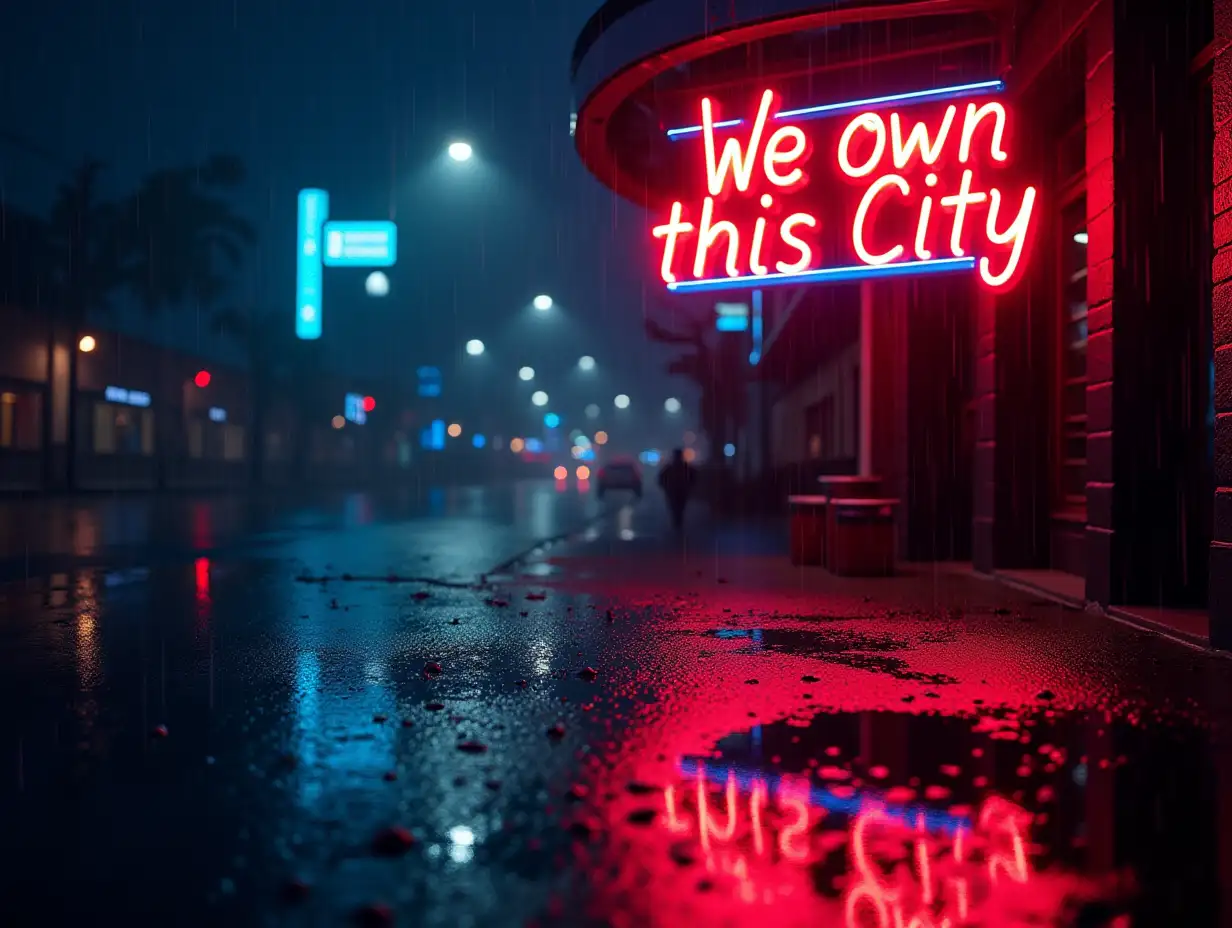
top-left (1213, 0), bottom-right (1232, 646)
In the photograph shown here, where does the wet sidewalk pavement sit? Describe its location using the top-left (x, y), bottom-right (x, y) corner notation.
top-left (1, 490), bottom-right (1229, 926)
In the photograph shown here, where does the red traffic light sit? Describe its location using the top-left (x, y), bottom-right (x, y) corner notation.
top-left (362, 395), bottom-right (376, 412)
top-left (194, 370), bottom-right (211, 388)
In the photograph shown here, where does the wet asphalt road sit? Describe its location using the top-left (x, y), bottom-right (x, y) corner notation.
top-left (1, 480), bottom-right (1230, 927)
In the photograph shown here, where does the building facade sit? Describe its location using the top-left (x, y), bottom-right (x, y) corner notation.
top-left (572, 0), bottom-right (1228, 643)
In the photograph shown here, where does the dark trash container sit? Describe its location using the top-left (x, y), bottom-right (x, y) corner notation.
top-left (828, 498), bottom-right (898, 577)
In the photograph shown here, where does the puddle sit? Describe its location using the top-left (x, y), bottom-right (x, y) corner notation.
top-left (594, 707), bottom-right (1219, 927)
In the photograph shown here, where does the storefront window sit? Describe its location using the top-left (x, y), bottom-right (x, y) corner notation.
top-left (0, 390), bottom-right (43, 450)
top-left (188, 419), bottom-right (246, 461)
top-left (93, 402), bottom-right (154, 455)
top-left (1058, 196), bottom-right (1088, 518)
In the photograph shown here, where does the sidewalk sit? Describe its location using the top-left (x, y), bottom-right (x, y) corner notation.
top-left (524, 501), bottom-right (1221, 655)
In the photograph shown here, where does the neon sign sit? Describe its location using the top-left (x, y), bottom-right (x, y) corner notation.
top-left (652, 81), bottom-right (1038, 294)
top-left (296, 189), bottom-right (399, 340)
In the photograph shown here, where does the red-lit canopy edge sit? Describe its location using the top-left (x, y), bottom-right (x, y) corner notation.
top-left (571, 0), bottom-right (1008, 209)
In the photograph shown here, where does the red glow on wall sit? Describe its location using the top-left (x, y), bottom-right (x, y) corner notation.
top-left (194, 370), bottom-right (211, 388)
top-left (652, 85), bottom-right (1037, 292)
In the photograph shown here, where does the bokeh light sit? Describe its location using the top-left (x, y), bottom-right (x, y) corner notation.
top-left (510, 437), bottom-right (525, 453)
top-left (448, 141), bottom-right (473, 162)
top-left (448, 423), bottom-right (463, 438)
top-left (544, 412), bottom-right (561, 429)
top-left (77, 335), bottom-right (96, 353)
top-left (576, 465), bottom-right (591, 480)
top-left (578, 355), bottom-right (595, 372)
top-left (531, 390), bottom-right (549, 407)
top-left (533, 294), bottom-right (553, 311)
top-left (472, 433), bottom-right (486, 448)
top-left (594, 431), bottom-right (609, 445)
top-left (465, 339), bottom-right (485, 356)
top-left (664, 397), bottom-right (681, 414)
top-left (518, 366), bottom-right (535, 381)
top-left (584, 404), bottom-right (600, 419)
top-left (365, 271), bottom-right (390, 297)
top-left (614, 394), bottom-right (630, 409)
top-left (682, 447), bottom-right (697, 463)
top-left (553, 465), bottom-right (567, 480)
top-left (331, 415), bottom-right (345, 430)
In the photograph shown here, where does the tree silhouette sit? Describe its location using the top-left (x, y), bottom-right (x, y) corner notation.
top-left (120, 154), bottom-right (255, 313)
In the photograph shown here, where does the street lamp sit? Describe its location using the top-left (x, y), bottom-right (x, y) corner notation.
top-left (365, 271), bottom-right (390, 297)
top-left (614, 394), bottom-right (630, 409)
top-left (77, 335), bottom-right (96, 353)
top-left (531, 390), bottom-right (549, 407)
top-left (448, 141), bottom-right (474, 162)
top-left (577, 355), bottom-right (595, 372)
top-left (465, 339), bottom-right (485, 356)
top-left (664, 397), bottom-right (682, 414)
top-left (518, 366), bottom-right (535, 381)
top-left (533, 294), bottom-right (553, 311)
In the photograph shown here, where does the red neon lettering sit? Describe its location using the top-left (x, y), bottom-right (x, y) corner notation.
top-left (889, 105), bottom-right (956, 170)
top-left (652, 201), bottom-right (694, 283)
top-left (693, 197), bottom-right (741, 278)
top-left (915, 173), bottom-right (939, 259)
top-left (838, 112), bottom-right (886, 178)
top-left (702, 89), bottom-right (775, 196)
top-left (938, 168), bottom-right (987, 257)
top-left (663, 785), bottom-right (690, 834)
top-left (654, 86), bottom-right (1037, 292)
top-left (979, 186), bottom-right (1037, 288)
top-left (853, 175), bottom-right (909, 265)
top-left (763, 125), bottom-right (809, 187)
top-left (777, 213), bottom-right (817, 273)
top-left (959, 100), bottom-right (1008, 163)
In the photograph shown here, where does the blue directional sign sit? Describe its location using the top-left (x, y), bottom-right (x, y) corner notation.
top-left (296, 189), bottom-right (329, 340)
top-left (322, 221), bottom-right (398, 267)
top-left (295, 189), bottom-right (399, 339)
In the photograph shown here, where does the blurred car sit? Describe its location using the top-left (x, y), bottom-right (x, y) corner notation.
top-left (597, 458), bottom-right (643, 498)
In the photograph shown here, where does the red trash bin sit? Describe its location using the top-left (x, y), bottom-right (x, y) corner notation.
top-left (827, 498), bottom-right (899, 576)
top-left (788, 494), bottom-right (828, 566)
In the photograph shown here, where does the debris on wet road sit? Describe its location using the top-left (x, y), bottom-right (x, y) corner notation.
top-left (0, 487), bottom-right (1226, 926)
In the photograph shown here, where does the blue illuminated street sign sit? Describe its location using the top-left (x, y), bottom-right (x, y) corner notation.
top-left (322, 221), bottom-right (398, 267)
top-left (296, 189), bottom-right (329, 340)
top-left (295, 189), bottom-right (399, 339)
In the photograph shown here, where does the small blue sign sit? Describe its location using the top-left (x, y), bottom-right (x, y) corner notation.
top-left (296, 189), bottom-right (329, 340)
top-left (417, 366), bottom-right (442, 398)
top-left (322, 221), bottom-right (398, 267)
top-left (344, 393), bottom-right (368, 425)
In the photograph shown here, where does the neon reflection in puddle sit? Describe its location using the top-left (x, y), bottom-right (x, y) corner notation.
top-left (661, 762), bottom-right (1034, 923)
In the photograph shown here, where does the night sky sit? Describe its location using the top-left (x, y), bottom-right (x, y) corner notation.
top-left (0, 0), bottom-right (690, 442)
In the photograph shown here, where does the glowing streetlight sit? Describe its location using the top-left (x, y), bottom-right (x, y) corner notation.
top-left (577, 355), bottom-right (595, 372)
top-left (448, 141), bottom-right (474, 162)
top-left (614, 394), bottom-right (630, 409)
top-left (465, 339), bottom-right (485, 356)
top-left (533, 294), bottom-right (553, 311)
top-left (664, 397), bottom-right (682, 414)
top-left (518, 366), bottom-right (535, 381)
top-left (365, 271), bottom-right (389, 297)
top-left (77, 335), bottom-right (96, 353)
top-left (531, 390), bottom-right (549, 407)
